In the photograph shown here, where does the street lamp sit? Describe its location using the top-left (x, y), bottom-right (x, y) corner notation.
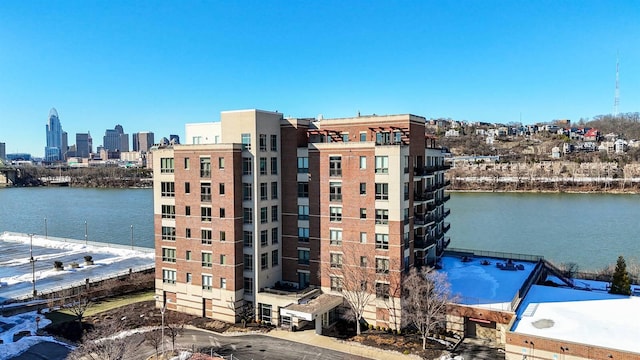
top-left (84, 221), bottom-right (88, 245)
top-left (44, 217), bottom-right (47, 239)
top-left (29, 234), bottom-right (37, 297)
top-left (157, 297), bottom-right (173, 357)
top-left (130, 225), bottom-right (134, 249)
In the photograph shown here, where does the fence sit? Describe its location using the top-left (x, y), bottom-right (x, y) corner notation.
top-left (1, 231), bottom-right (154, 253)
top-left (445, 248), bottom-right (544, 262)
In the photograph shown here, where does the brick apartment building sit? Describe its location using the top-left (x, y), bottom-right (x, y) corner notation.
top-left (152, 109), bottom-right (451, 332)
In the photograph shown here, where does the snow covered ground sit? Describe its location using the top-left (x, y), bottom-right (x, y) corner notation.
top-left (0, 232), bottom-right (154, 303)
top-left (439, 255), bottom-right (536, 311)
top-left (0, 309), bottom-right (72, 360)
top-left (513, 284), bottom-right (640, 354)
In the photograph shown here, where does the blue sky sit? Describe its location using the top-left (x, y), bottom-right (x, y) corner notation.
top-left (1, 1), bottom-right (638, 156)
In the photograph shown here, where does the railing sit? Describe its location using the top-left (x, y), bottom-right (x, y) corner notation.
top-left (444, 247), bottom-right (544, 262)
top-left (442, 222), bottom-right (451, 233)
top-left (414, 237), bottom-right (436, 250)
top-left (443, 208), bottom-right (451, 218)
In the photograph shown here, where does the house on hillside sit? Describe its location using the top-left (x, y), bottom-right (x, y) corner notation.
top-left (584, 128), bottom-right (600, 142)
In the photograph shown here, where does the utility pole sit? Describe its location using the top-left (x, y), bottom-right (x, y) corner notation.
top-left (130, 225), bottom-right (134, 249)
top-left (44, 217), bottom-right (47, 238)
top-left (29, 234), bottom-right (37, 297)
top-left (84, 221), bottom-right (88, 245)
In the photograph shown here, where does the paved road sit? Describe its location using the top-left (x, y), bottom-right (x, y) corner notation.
top-left (451, 338), bottom-right (505, 360)
top-left (10, 328), bottom-right (372, 360)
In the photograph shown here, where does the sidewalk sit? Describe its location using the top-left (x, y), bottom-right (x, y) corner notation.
top-left (265, 328), bottom-right (421, 360)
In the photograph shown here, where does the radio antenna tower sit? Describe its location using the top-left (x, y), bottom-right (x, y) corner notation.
top-left (613, 53), bottom-right (620, 117)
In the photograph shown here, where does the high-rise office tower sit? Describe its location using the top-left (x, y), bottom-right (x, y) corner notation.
top-left (76, 132), bottom-right (93, 158)
top-left (103, 125), bottom-right (129, 152)
top-left (133, 132), bottom-right (155, 153)
top-left (152, 109), bottom-right (451, 331)
top-left (0, 142), bottom-right (5, 161)
top-left (45, 108), bottom-right (64, 162)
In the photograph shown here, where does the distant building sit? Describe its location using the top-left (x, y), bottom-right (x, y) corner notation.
top-left (45, 108), bottom-right (65, 162)
top-left (133, 131), bottom-right (155, 153)
top-left (185, 123), bottom-right (221, 144)
top-left (76, 133), bottom-right (93, 158)
top-left (169, 134), bottom-right (180, 145)
top-left (0, 142), bottom-right (5, 160)
top-left (103, 125), bottom-right (129, 152)
top-left (6, 153), bottom-right (32, 162)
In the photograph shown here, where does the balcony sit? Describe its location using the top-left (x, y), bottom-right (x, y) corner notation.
top-left (413, 167), bottom-right (426, 176)
top-left (414, 236), bottom-right (436, 250)
top-left (414, 192), bottom-right (435, 202)
top-left (443, 208), bottom-right (451, 218)
top-left (443, 222), bottom-right (451, 233)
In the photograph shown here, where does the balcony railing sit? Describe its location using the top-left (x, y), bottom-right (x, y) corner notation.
top-left (443, 222), bottom-right (451, 233)
top-left (414, 236), bottom-right (436, 250)
top-left (443, 208), bottom-right (451, 218)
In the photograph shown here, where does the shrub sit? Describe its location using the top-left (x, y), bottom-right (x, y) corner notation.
top-left (403, 350), bottom-right (410, 355)
top-left (368, 324), bottom-right (374, 330)
top-left (54, 261), bottom-right (63, 269)
top-left (376, 325), bottom-right (381, 331)
top-left (84, 255), bottom-right (93, 262)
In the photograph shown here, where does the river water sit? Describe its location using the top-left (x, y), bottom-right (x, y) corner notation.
top-left (0, 188), bottom-right (638, 271)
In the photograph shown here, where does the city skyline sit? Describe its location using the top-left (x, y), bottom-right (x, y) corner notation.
top-left (1, 1), bottom-right (639, 156)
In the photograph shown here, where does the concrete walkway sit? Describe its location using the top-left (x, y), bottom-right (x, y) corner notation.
top-left (265, 329), bottom-right (422, 360)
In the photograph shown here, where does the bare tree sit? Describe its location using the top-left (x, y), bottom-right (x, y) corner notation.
top-left (322, 242), bottom-right (376, 335)
top-left (165, 310), bottom-right (188, 353)
top-left (402, 267), bottom-right (455, 350)
top-left (67, 322), bottom-right (139, 360)
top-left (66, 286), bottom-right (93, 328)
top-left (144, 329), bottom-right (163, 359)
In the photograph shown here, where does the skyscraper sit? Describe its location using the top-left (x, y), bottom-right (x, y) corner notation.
top-left (103, 125), bottom-right (129, 152)
top-left (76, 133), bottom-right (92, 158)
top-left (45, 108), bottom-right (64, 162)
top-left (133, 131), bottom-right (155, 153)
top-left (0, 142), bottom-right (5, 161)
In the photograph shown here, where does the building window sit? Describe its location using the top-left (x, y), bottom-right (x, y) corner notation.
top-left (376, 282), bottom-right (390, 299)
top-left (272, 249), bottom-right (279, 266)
top-left (271, 205), bottom-right (278, 222)
top-left (261, 253), bottom-right (269, 269)
top-left (298, 205), bottom-right (309, 220)
top-left (360, 256), bottom-right (368, 267)
top-left (403, 208), bottom-right (409, 225)
top-left (297, 157), bottom-right (309, 173)
top-left (201, 207), bottom-right (212, 222)
top-left (243, 231), bottom-right (253, 247)
top-left (200, 182), bottom-right (212, 202)
top-left (220, 208), bottom-right (225, 218)
top-left (330, 253), bottom-right (343, 268)
top-left (375, 209), bottom-right (389, 225)
top-left (161, 182), bottom-right (175, 197)
top-left (161, 205), bottom-right (175, 219)
top-left (219, 183), bottom-right (225, 195)
top-left (329, 207), bottom-right (342, 222)
top-left (375, 183), bottom-right (389, 200)
top-left (375, 156), bottom-right (389, 174)
top-left (184, 157), bottom-right (190, 170)
top-left (259, 157), bottom-right (267, 175)
top-left (298, 249), bottom-right (310, 265)
top-left (359, 156), bottom-right (366, 169)
top-left (185, 228), bottom-right (191, 239)
top-left (220, 231), bottom-right (226, 242)
top-left (260, 207), bottom-right (268, 223)
top-left (186, 272), bottom-right (192, 283)
top-left (185, 182), bottom-right (190, 194)
top-left (271, 135), bottom-right (278, 151)
top-left (186, 250), bottom-right (192, 260)
top-left (242, 183), bottom-right (252, 201)
top-left (242, 157), bottom-right (252, 175)
top-left (220, 254), bottom-right (227, 265)
top-left (185, 206), bottom-right (191, 216)
top-left (244, 254), bottom-right (253, 270)
top-left (202, 252), bottom-right (212, 267)
top-left (218, 157), bottom-right (225, 169)
top-left (360, 232), bottom-right (367, 243)
top-left (259, 134), bottom-right (267, 151)
top-left (244, 277), bottom-right (253, 294)
top-left (270, 157), bottom-right (278, 175)
top-left (162, 226), bottom-right (176, 241)
top-left (260, 303), bottom-right (272, 323)
top-left (241, 133), bottom-right (251, 150)
top-left (330, 276), bottom-right (343, 292)
top-left (330, 229), bottom-right (342, 245)
top-left (201, 229), bottom-right (212, 245)
top-left (260, 182), bottom-right (268, 200)
top-left (271, 182), bottom-right (278, 199)
top-left (376, 258), bottom-right (390, 274)
top-left (341, 133), bottom-right (349, 142)
top-left (271, 227), bottom-right (278, 244)
top-left (160, 158), bottom-right (174, 173)
top-left (260, 230), bottom-right (268, 247)
top-left (329, 182), bottom-right (342, 202)
top-left (202, 275), bottom-right (212, 290)
top-left (162, 248), bottom-right (176, 262)
top-left (360, 208), bottom-right (367, 219)
top-left (298, 227), bottom-right (309, 242)
top-left (297, 182), bottom-right (309, 198)
top-left (298, 271), bottom-right (310, 289)
top-left (243, 208), bottom-right (253, 224)
top-left (162, 269), bottom-right (176, 284)
top-left (404, 182), bottom-right (410, 200)
top-left (220, 277), bottom-right (227, 289)
top-left (329, 156), bottom-right (342, 177)
top-left (404, 156), bottom-right (410, 173)
top-left (200, 157), bottom-right (211, 178)
top-left (375, 233), bottom-right (389, 250)
top-left (360, 132), bottom-right (367, 142)
top-left (360, 182), bottom-right (366, 195)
